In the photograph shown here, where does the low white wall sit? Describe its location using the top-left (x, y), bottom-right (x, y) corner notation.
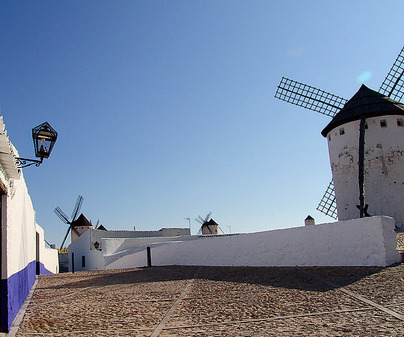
top-left (103, 235), bottom-right (198, 256)
top-left (107, 216), bottom-right (401, 269)
top-left (68, 230), bottom-right (105, 271)
top-left (36, 224), bottom-right (58, 273)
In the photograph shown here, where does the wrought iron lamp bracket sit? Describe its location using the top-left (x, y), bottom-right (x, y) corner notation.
top-left (15, 157), bottom-right (43, 168)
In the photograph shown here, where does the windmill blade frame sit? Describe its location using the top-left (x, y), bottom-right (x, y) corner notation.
top-left (195, 218), bottom-right (204, 225)
top-left (275, 77), bottom-right (347, 117)
top-left (60, 227), bottom-right (71, 249)
top-left (379, 46), bottom-right (404, 102)
top-left (316, 180), bottom-right (338, 219)
top-left (54, 207), bottom-right (70, 224)
top-left (204, 211), bottom-right (212, 222)
top-left (71, 195), bottom-right (84, 221)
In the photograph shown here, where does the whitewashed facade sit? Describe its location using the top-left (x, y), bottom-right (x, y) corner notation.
top-left (0, 117), bottom-right (58, 332)
top-left (322, 85), bottom-right (404, 228)
top-left (107, 217), bottom-right (401, 269)
top-left (67, 227), bottom-right (191, 272)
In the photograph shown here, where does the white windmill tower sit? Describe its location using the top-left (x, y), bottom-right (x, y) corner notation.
top-left (275, 45), bottom-right (404, 230)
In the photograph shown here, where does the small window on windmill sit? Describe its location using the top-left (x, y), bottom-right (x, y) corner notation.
top-left (397, 118), bottom-right (404, 127)
top-left (82, 256), bottom-right (85, 268)
top-left (339, 128), bottom-right (345, 135)
top-left (380, 119), bottom-right (387, 128)
top-left (365, 122), bottom-right (368, 129)
top-left (328, 134), bottom-right (331, 141)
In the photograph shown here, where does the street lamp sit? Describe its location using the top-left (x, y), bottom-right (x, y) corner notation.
top-left (16, 122), bottom-right (58, 168)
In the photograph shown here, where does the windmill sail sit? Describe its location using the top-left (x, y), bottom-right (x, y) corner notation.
top-left (54, 195), bottom-right (85, 249)
top-left (275, 77), bottom-right (347, 117)
top-left (54, 207), bottom-right (69, 223)
top-left (60, 228), bottom-right (71, 250)
top-left (379, 46), bottom-right (404, 102)
top-left (316, 180), bottom-right (338, 219)
top-left (71, 195), bottom-right (84, 221)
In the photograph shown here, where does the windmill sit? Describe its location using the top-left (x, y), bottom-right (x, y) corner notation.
top-left (54, 195), bottom-right (87, 248)
top-left (275, 45), bottom-right (404, 227)
top-left (90, 219), bottom-right (100, 229)
top-left (196, 212), bottom-right (221, 235)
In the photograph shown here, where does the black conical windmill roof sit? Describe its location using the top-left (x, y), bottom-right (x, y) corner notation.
top-left (71, 213), bottom-right (92, 228)
top-left (321, 85), bottom-right (404, 137)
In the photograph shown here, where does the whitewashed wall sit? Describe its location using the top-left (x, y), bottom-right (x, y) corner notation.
top-left (67, 228), bottom-right (193, 271)
top-left (107, 216), bottom-right (401, 269)
top-left (35, 224), bottom-right (58, 274)
top-left (327, 115), bottom-right (404, 228)
top-left (103, 235), bottom-right (198, 256)
top-left (1, 164), bottom-right (59, 331)
top-left (5, 172), bottom-right (36, 277)
top-left (0, 121), bottom-right (58, 332)
top-left (68, 230), bottom-right (104, 272)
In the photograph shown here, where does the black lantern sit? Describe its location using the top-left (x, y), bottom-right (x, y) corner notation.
top-left (32, 122), bottom-right (58, 159)
top-left (16, 122), bottom-right (58, 168)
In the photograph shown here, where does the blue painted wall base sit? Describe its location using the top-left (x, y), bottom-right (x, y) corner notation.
top-left (1, 261), bottom-right (53, 332)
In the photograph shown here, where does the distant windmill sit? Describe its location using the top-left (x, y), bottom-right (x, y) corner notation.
top-left (275, 45), bottom-right (404, 227)
top-left (196, 212), bottom-right (221, 235)
top-left (90, 219), bottom-right (100, 229)
top-left (54, 195), bottom-right (86, 248)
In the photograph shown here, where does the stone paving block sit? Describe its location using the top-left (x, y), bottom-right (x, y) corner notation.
top-left (307, 264), bottom-right (404, 306)
top-left (161, 310), bottom-right (404, 337)
top-left (15, 264), bottom-right (404, 336)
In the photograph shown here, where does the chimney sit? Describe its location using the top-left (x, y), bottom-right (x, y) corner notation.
top-left (305, 215), bottom-right (315, 226)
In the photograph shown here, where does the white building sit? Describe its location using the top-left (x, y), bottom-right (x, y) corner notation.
top-left (0, 117), bottom-right (58, 333)
top-left (67, 227), bottom-right (191, 272)
top-left (322, 85), bottom-right (404, 229)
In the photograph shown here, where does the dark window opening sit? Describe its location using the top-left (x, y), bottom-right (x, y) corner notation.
top-left (380, 120), bottom-right (387, 128)
top-left (339, 128), bottom-right (345, 135)
top-left (397, 118), bottom-right (404, 127)
top-left (36, 232), bottom-right (40, 275)
top-left (82, 256), bottom-right (85, 268)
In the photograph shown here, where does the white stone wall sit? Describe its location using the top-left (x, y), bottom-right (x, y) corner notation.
top-left (68, 230), bottom-right (105, 271)
top-left (5, 172), bottom-right (36, 277)
top-left (327, 115), bottom-right (404, 227)
top-left (67, 227), bottom-right (192, 271)
top-left (35, 224), bottom-right (58, 273)
top-left (3, 170), bottom-right (58, 276)
top-left (107, 217), bottom-right (401, 269)
top-left (103, 235), bottom-right (197, 256)
top-left (0, 121), bottom-right (59, 331)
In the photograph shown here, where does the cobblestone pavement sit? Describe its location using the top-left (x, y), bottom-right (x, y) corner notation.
top-left (15, 264), bottom-right (403, 336)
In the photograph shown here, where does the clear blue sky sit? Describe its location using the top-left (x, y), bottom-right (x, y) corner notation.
top-left (1, 1), bottom-right (403, 246)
